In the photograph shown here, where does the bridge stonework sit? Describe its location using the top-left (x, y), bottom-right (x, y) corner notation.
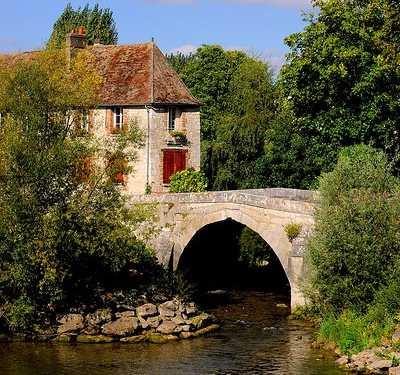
top-left (132, 188), bottom-right (318, 309)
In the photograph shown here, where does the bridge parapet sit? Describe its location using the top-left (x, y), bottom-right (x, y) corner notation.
top-left (131, 188), bottom-right (318, 215)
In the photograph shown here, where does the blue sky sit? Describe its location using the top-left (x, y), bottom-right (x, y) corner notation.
top-left (0, 0), bottom-right (312, 71)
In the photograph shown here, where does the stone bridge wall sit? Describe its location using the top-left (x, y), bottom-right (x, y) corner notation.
top-left (131, 188), bottom-right (318, 309)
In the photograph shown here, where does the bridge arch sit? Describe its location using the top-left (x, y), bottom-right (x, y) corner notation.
top-left (132, 188), bottom-right (317, 309)
top-left (173, 208), bottom-right (290, 277)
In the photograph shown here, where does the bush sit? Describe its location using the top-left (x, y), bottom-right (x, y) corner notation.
top-left (169, 169), bottom-right (208, 193)
top-left (307, 144), bottom-right (400, 312)
top-left (284, 223), bottom-right (302, 242)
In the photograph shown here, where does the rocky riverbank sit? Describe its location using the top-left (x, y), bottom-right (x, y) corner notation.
top-left (0, 299), bottom-right (220, 344)
top-left (313, 327), bottom-right (400, 374)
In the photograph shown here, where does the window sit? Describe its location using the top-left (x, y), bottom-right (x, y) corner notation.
top-left (82, 110), bottom-right (89, 131)
top-left (163, 149), bottom-right (187, 184)
top-left (114, 107), bottom-right (123, 129)
top-left (168, 107), bottom-right (176, 131)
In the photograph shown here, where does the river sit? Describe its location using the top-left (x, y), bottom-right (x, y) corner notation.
top-left (0, 291), bottom-right (345, 375)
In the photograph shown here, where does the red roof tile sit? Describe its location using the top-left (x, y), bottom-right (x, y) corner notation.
top-left (0, 43), bottom-right (200, 107)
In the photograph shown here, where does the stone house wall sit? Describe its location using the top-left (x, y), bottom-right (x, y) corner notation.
top-left (90, 106), bottom-right (201, 194)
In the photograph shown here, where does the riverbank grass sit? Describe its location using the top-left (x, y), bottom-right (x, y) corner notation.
top-left (318, 311), bottom-right (396, 355)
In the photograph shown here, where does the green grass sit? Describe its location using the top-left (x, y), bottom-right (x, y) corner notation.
top-left (318, 310), bottom-right (396, 355)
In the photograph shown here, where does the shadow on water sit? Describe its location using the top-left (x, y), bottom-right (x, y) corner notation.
top-left (0, 219), bottom-right (346, 375)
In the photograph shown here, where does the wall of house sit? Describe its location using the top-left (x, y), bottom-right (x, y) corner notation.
top-left (91, 106), bottom-right (201, 194)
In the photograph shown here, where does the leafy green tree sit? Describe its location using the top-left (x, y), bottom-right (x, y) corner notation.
top-left (278, 0), bottom-right (400, 187)
top-left (0, 49), bottom-right (152, 330)
top-left (169, 169), bottom-right (208, 193)
top-left (211, 58), bottom-right (276, 190)
top-left (175, 45), bottom-right (276, 190)
top-left (166, 52), bottom-right (194, 75)
top-left (47, 3), bottom-right (118, 48)
top-left (307, 145), bottom-right (400, 312)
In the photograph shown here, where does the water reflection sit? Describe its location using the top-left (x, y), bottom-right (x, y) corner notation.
top-left (0, 291), bottom-right (344, 375)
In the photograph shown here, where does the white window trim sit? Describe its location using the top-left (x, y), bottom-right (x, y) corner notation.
top-left (114, 107), bottom-right (123, 129)
top-left (168, 107), bottom-right (176, 132)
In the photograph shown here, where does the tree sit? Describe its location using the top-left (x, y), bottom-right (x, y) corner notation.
top-left (47, 3), bottom-right (118, 48)
top-left (307, 145), bottom-right (400, 312)
top-left (277, 0), bottom-right (400, 187)
top-left (0, 49), bottom-right (151, 330)
top-left (174, 45), bottom-right (277, 190)
top-left (211, 58), bottom-right (276, 190)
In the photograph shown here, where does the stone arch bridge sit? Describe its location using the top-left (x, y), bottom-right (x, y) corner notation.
top-left (132, 188), bottom-right (318, 309)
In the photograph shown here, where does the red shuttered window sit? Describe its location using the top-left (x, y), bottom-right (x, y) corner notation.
top-left (163, 149), bottom-right (187, 184)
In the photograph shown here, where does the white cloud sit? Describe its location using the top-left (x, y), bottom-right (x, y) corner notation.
top-left (169, 44), bottom-right (198, 55)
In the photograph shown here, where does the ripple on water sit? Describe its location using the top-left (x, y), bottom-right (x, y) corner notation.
top-left (0, 291), bottom-right (345, 375)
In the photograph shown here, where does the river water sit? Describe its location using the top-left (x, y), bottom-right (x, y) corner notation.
top-left (0, 291), bottom-right (344, 375)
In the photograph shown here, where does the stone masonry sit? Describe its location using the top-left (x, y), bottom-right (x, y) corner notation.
top-left (132, 188), bottom-right (318, 309)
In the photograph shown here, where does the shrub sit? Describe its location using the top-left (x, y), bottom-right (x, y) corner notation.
top-left (284, 223), bottom-right (302, 242)
top-left (169, 169), bottom-right (208, 193)
top-left (307, 144), bottom-right (400, 313)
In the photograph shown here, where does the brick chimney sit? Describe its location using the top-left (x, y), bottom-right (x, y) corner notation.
top-left (66, 26), bottom-right (87, 62)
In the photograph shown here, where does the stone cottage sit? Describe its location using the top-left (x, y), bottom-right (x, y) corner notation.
top-left (1, 29), bottom-right (201, 194)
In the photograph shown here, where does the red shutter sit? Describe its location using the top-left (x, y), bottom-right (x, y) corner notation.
top-left (163, 150), bottom-right (187, 184)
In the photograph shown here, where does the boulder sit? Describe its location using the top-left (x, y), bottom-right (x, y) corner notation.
top-left (192, 324), bottom-right (220, 337)
top-left (53, 334), bottom-right (77, 343)
top-left (185, 302), bottom-right (198, 316)
top-left (335, 356), bottom-right (348, 366)
top-left (157, 321), bottom-right (178, 335)
top-left (120, 335), bottom-right (147, 343)
top-left (85, 309), bottom-right (113, 326)
top-left (57, 314), bottom-right (85, 334)
top-left (158, 300), bottom-right (177, 318)
top-left (147, 316), bottom-right (161, 329)
top-left (369, 359), bottom-right (391, 371)
top-left (147, 333), bottom-right (178, 344)
top-left (181, 325), bottom-right (191, 332)
top-left (189, 313), bottom-right (212, 330)
top-left (172, 315), bottom-right (186, 326)
top-left (136, 303), bottom-right (157, 319)
top-left (116, 311), bottom-right (136, 319)
top-left (76, 335), bottom-right (115, 344)
top-left (180, 331), bottom-right (193, 339)
top-left (82, 325), bottom-right (100, 335)
top-left (102, 317), bottom-right (139, 337)
top-left (138, 317), bottom-right (149, 330)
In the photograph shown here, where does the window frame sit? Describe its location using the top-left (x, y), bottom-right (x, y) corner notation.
top-left (168, 107), bottom-right (176, 132)
top-left (113, 107), bottom-right (123, 130)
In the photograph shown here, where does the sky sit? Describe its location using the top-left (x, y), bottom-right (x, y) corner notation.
top-left (0, 0), bottom-right (312, 72)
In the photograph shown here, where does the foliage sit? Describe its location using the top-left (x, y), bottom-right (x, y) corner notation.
top-left (47, 3), bottom-right (118, 48)
top-left (307, 145), bottom-right (400, 313)
top-left (284, 223), bottom-right (302, 242)
top-left (169, 169), bottom-right (208, 193)
top-left (0, 49), bottom-right (153, 330)
top-left (172, 45), bottom-right (277, 190)
top-left (276, 0), bottom-right (400, 187)
top-left (169, 130), bottom-right (187, 144)
top-left (238, 227), bottom-right (270, 268)
top-left (166, 52), bottom-right (194, 74)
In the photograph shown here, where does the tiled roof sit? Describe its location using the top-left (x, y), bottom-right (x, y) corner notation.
top-left (0, 43), bottom-right (200, 107)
